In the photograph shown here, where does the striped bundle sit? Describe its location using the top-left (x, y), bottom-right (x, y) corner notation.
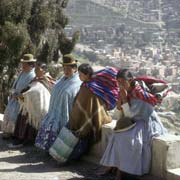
top-left (82, 67), bottom-right (119, 110)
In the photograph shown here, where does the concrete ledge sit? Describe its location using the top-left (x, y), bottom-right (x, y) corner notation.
top-left (151, 134), bottom-right (180, 179)
top-left (83, 120), bottom-right (116, 163)
top-left (0, 113), bottom-right (4, 131)
top-left (84, 120), bottom-right (180, 180)
top-left (0, 113), bottom-right (3, 121)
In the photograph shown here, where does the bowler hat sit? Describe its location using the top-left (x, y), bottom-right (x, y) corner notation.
top-left (62, 54), bottom-right (78, 65)
top-left (114, 117), bottom-right (136, 132)
top-left (20, 54), bottom-right (37, 63)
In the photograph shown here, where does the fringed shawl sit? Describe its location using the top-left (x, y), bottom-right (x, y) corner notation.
top-left (32, 74), bottom-right (55, 92)
top-left (69, 86), bottom-right (112, 141)
top-left (19, 81), bottom-right (51, 129)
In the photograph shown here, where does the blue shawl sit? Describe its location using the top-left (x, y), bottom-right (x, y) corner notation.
top-left (42, 72), bottom-right (81, 133)
top-left (4, 69), bottom-right (36, 124)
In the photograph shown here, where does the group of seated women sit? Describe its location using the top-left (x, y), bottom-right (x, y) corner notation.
top-left (2, 53), bottom-right (168, 180)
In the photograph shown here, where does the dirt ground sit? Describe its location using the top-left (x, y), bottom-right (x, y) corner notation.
top-left (0, 132), bottom-right (116, 180)
top-left (0, 131), bottom-right (165, 180)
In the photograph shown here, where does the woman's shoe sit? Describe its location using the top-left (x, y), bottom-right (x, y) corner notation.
top-left (96, 167), bottom-right (114, 176)
top-left (8, 139), bottom-right (24, 149)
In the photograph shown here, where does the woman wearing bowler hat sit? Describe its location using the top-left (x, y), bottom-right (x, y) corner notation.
top-left (2, 54), bottom-right (36, 138)
top-left (35, 54), bottom-right (82, 151)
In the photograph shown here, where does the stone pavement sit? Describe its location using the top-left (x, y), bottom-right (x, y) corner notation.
top-left (0, 132), bottom-right (164, 180)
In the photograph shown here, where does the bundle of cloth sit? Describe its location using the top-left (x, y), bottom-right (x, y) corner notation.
top-left (82, 67), bottom-right (119, 110)
top-left (132, 76), bottom-right (172, 106)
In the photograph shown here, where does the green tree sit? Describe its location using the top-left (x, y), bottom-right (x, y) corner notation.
top-left (0, 0), bottom-right (79, 112)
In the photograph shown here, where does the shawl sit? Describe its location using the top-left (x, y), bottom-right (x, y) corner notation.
top-left (2, 69), bottom-right (35, 134)
top-left (32, 74), bottom-right (55, 92)
top-left (19, 80), bottom-right (51, 129)
top-left (134, 76), bottom-right (167, 84)
top-left (12, 69), bottom-right (36, 94)
top-left (129, 76), bottom-right (172, 106)
top-left (69, 86), bottom-right (112, 141)
top-left (43, 72), bottom-right (82, 133)
top-left (82, 67), bottom-right (119, 110)
top-left (129, 84), bottom-right (160, 106)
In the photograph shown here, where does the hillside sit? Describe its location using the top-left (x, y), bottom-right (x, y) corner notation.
top-left (66, 0), bottom-right (180, 29)
top-left (65, 0), bottom-right (158, 28)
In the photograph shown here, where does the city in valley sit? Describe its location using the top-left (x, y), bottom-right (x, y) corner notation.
top-left (66, 0), bottom-right (180, 93)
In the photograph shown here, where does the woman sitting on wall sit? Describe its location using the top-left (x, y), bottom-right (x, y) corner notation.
top-left (35, 54), bottom-right (82, 151)
top-left (99, 69), bottom-right (167, 180)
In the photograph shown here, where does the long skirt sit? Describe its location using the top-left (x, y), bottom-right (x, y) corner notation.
top-left (68, 138), bottom-right (90, 161)
top-left (13, 111), bottom-right (37, 143)
top-left (100, 115), bottom-right (166, 175)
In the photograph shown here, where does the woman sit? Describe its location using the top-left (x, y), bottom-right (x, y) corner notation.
top-left (69, 64), bottom-right (119, 139)
top-left (33, 61), bottom-right (55, 92)
top-left (100, 69), bottom-right (167, 180)
top-left (78, 63), bottom-right (93, 82)
top-left (9, 62), bottom-right (54, 147)
top-left (2, 54), bottom-right (36, 138)
top-left (60, 64), bottom-right (119, 161)
top-left (35, 54), bottom-right (82, 151)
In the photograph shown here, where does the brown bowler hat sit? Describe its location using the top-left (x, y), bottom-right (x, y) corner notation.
top-left (61, 54), bottom-right (78, 65)
top-left (20, 54), bottom-right (36, 63)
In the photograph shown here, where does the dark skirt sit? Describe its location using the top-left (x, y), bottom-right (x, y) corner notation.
top-left (68, 137), bottom-right (90, 161)
top-left (13, 111), bottom-right (37, 143)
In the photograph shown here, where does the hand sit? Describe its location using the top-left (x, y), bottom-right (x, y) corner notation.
top-left (18, 94), bottom-right (24, 101)
top-left (11, 92), bottom-right (19, 100)
top-left (119, 87), bottom-right (128, 103)
top-left (117, 100), bottom-right (123, 110)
